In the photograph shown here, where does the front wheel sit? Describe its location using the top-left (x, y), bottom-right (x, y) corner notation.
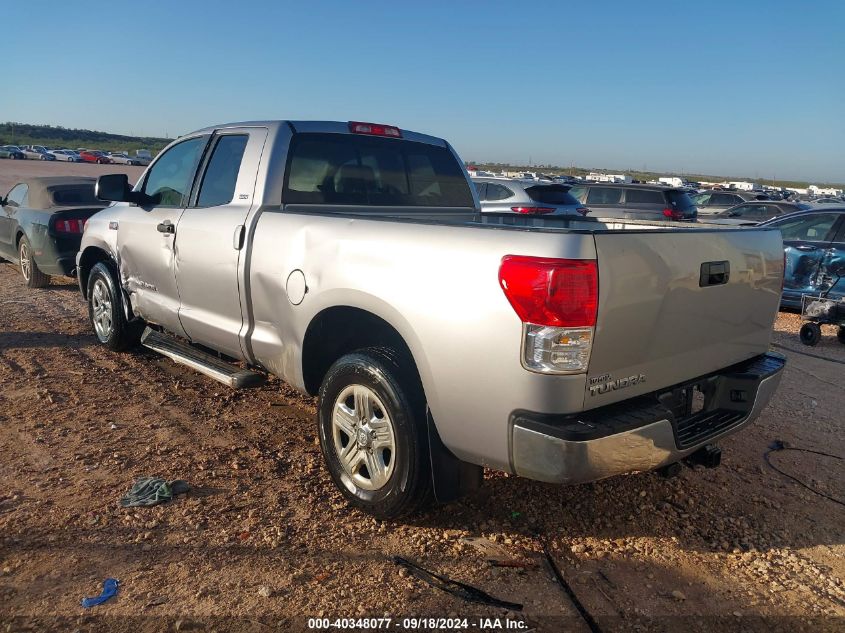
top-left (87, 262), bottom-right (143, 351)
top-left (18, 236), bottom-right (49, 288)
top-left (799, 322), bottom-right (822, 346)
top-left (318, 348), bottom-right (432, 519)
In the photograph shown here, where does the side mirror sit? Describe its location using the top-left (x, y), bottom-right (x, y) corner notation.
top-left (96, 174), bottom-right (133, 202)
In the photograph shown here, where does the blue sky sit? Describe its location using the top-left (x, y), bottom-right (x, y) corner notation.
top-left (5, 0), bottom-right (844, 182)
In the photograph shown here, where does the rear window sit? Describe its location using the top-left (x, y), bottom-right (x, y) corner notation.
top-left (624, 189), bottom-right (664, 205)
top-left (283, 133), bottom-right (473, 207)
top-left (51, 185), bottom-right (99, 206)
top-left (525, 185), bottom-right (579, 206)
top-left (666, 190), bottom-right (696, 211)
top-left (711, 193), bottom-right (739, 206)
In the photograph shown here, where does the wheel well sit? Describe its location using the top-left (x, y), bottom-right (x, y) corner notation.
top-left (301, 306), bottom-right (420, 396)
top-left (14, 230), bottom-right (24, 248)
top-left (77, 247), bottom-right (115, 299)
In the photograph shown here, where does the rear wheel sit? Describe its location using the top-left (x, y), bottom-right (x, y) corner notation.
top-left (18, 236), bottom-right (49, 288)
top-left (87, 262), bottom-right (143, 351)
top-left (799, 322), bottom-right (822, 346)
top-left (318, 348), bottom-right (432, 519)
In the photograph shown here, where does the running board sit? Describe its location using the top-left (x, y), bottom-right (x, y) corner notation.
top-left (141, 327), bottom-right (266, 389)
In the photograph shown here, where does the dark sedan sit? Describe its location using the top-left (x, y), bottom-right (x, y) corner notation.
top-left (700, 200), bottom-right (812, 225)
top-left (760, 208), bottom-right (845, 309)
top-left (0, 177), bottom-right (107, 288)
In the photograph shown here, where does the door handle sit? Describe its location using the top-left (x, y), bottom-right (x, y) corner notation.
top-left (233, 224), bottom-right (245, 250)
top-left (156, 220), bottom-right (175, 234)
top-left (795, 244), bottom-right (817, 251)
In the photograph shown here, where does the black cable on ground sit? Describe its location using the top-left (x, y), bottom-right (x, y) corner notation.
top-left (392, 556), bottom-right (523, 611)
top-left (537, 536), bottom-right (604, 633)
top-left (765, 440), bottom-right (845, 507)
top-left (770, 342), bottom-right (845, 366)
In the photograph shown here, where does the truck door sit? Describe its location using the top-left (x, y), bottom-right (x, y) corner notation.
top-left (173, 127), bottom-right (268, 360)
top-left (117, 135), bottom-right (209, 336)
top-left (779, 212), bottom-right (841, 304)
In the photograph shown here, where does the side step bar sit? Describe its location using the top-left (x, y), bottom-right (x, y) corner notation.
top-left (141, 327), bottom-right (266, 389)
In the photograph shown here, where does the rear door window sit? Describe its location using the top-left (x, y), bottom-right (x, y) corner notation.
top-left (196, 134), bottom-right (249, 207)
top-left (710, 193), bottom-right (739, 206)
top-left (284, 133), bottom-right (474, 207)
top-left (525, 185), bottom-right (579, 205)
top-left (624, 189), bottom-right (664, 205)
top-left (586, 187), bottom-right (623, 205)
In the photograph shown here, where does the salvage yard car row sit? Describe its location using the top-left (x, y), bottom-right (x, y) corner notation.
top-left (0, 144), bottom-right (150, 165)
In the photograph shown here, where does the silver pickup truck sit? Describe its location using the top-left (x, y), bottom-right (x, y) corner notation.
top-left (78, 120), bottom-right (786, 518)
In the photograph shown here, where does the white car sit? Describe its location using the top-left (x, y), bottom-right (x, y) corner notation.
top-left (108, 152), bottom-right (145, 166)
top-left (49, 149), bottom-right (83, 162)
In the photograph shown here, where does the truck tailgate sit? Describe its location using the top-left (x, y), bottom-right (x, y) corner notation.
top-left (585, 228), bottom-right (783, 409)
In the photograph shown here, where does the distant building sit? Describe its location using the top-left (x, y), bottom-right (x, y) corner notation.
top-left (585, 172), bottom-right (632, 183)
top-left (728, 181), bottom-right (763, 191)
top-left (809, 185), bottom-right (843, 197)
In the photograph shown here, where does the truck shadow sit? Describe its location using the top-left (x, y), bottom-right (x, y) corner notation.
top-left (0, 331), bottom-right (96, 351)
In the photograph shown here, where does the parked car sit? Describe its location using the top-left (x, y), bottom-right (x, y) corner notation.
top-left (472, 177), bottom-right (587, 216)
top-left (21, 145), bottom-right (56, 161)
top-left (108, 152), bottom-right (144, 166)
top-left (699, 201), bottom-right (812, 226)
top-left (760, 208), bottom-right (845, 310)
top-left (0, 177), bottom-right (107, 288)
top-left (79, 150), bottom-right (113, 164)
top-left (0, 145), bottom-right (25, 160)
top-left (691, 190), bottom-right (769, 215)
top-left (567, 182), bottom-right (697, 221)
top-left (79, 119), bottom-right (785, 519)
top-left (811, 197), bottom-right (844, 205)
top-left (49, 149), bottom-right (83, 162)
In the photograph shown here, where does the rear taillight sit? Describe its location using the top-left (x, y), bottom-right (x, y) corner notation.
top-left (576, 207), bottom-right (590, 216)
top-left (348, 121), bottom-right (402, 138)
top-left (511, 206), bottom-right (555, 215)
top-left (662, 207), bottom-right (683, 220)
top-left (54, 219), bottom-right (86, 234)
top-left (499, 256), bottom-right (598, 374)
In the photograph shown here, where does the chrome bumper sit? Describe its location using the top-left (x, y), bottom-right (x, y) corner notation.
top-left (510, 353), bottom-right (785, 484)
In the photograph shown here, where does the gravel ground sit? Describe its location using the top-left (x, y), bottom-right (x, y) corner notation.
top-left (0, 262), bottom-right (843, 631)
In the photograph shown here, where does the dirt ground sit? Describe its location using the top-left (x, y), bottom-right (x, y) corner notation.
top-left (0, 162), bottom-right (843, 632)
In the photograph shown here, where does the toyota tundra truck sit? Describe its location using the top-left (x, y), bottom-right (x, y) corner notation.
top-left (77, 120), bottom-right (786, 518)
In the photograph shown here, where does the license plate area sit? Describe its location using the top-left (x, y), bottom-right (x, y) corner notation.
top-left (658, 380), bottom-right (714, 420)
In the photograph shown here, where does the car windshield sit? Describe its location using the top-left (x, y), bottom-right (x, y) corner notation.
top-left (524, 185), bottom-right (579, 206)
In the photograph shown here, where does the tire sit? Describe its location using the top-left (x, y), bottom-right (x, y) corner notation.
top-left (97, 158), bottom-right (103, 164)
top-left (799, 322), bottom-right (822, 347)
top-left (837, 326), bottom-right (845, 345)
top-left (318, 347), bottom-right (432, 519)
top-left (40, 155), bottom-right (47, 160)
top-left (86, 261), bottom-right (143, 351)
top-left (18, 236), bottom-right (49, 288)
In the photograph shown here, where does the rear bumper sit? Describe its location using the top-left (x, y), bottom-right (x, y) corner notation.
top-left (509, 352), bottom-right (785, 484)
